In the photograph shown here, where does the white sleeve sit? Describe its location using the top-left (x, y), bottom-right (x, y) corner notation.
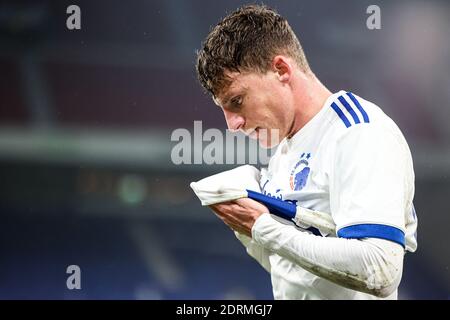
top-left (330, 124), bottom-right (413, 248)
top-left (234, 231), bottom-right (271, 273)
top-left (252, 213), bottom-right (404, 298)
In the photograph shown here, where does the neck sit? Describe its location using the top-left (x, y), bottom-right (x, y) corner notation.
top-left (287, 72), bottom-right (332, 139)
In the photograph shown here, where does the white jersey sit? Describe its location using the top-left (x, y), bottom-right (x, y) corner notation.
top-left (254, 90), bottom-right (418, 299)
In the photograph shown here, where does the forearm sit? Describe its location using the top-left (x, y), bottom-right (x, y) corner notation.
top-left (234, 231), bottom-right (271, 273)
top-left (252, 213), bottom-right (404, 298)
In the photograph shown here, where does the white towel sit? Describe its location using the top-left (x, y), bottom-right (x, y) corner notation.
top-left (190, 165), bottom-right (273, 272)
top-left (190, 165), bottom-right (261, 206)
top-left (190, 164), bottom-right (336, 236)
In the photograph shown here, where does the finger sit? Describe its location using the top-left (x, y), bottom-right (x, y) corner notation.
top-left (212, 203), bottom-right (242, 219)
top-left (211, 210), bottom-right (249, 235)
top-left (236, 198), bottom-right (269, 213)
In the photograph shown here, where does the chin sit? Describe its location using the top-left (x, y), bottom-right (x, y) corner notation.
top-left (257, 129), bottom-right (283, 149)
top-left (259, 141), bottom-right (275, 149)
top-left (258, 137), bottom-right (281, 149)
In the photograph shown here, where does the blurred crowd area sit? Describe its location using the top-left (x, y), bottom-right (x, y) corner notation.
top-left (0, 0), bottom-right (449, 299)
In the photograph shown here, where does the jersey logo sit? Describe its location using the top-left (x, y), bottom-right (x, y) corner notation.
top-left (330, 92), bottom-right (370, 128)
top-left (289, 153), bottom-right (311, 191)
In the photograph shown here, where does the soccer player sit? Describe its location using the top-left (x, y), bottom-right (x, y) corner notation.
top-left (195, 5), bottom-right (418, 299)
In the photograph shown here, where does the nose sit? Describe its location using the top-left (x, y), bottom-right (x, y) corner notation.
top-left (223, 109), bottom-right (245, 132)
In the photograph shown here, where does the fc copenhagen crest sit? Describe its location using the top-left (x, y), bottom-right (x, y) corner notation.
top-left (289, 153), bottom-right (311, 191)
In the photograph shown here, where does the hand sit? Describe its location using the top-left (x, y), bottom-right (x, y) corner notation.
top-left (209, 198), bottom-right (269, 237)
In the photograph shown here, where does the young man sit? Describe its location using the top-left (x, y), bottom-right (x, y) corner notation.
top-left (196, 4), bottom-right (417, 299)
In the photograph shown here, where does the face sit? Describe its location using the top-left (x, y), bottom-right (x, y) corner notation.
top-left (214, 68), bottom-right (295, 148)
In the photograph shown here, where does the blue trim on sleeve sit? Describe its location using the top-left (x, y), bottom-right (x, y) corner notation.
top-left (246, 190), bottom-right (296, 221)
top-left (246, 190), bottom-right (328, 237)
top-left (337, 224), bottom-right (405, 247)
top-left (330, 102), bottom-right (351, 128)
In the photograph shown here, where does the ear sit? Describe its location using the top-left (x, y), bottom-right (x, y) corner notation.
top-left (272, 55), bottom-right (292, 83)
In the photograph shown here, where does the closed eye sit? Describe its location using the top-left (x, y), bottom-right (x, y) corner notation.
top-left (230, 95), bottom-right (243, 109)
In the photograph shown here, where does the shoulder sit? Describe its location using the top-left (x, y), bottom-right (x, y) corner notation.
top-left (325, 91), bottom-right (406, 146)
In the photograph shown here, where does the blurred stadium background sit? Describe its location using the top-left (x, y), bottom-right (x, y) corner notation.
top-left (0, 0), bottom-right (449, 299)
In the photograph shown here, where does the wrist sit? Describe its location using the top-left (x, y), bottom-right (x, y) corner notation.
top-left (251, 212), bottom-right (271, 241)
